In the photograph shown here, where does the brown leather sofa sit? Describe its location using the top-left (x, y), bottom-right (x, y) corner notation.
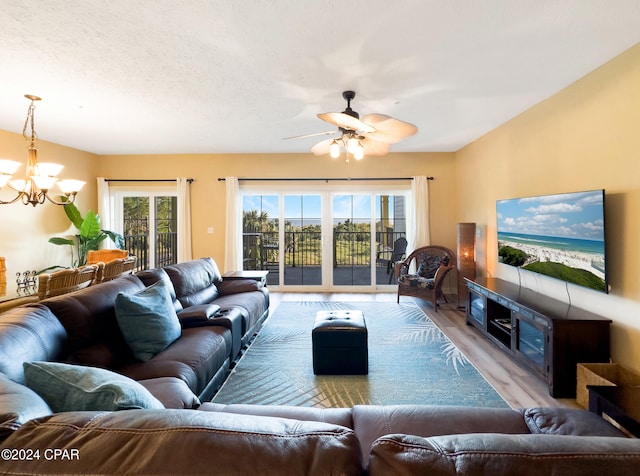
top-left (0, 257), bottom-right (269, 408)
top-left (1, 394), bottom-right (638, 475)
top-left (1, 257), bottom-right (639, 474)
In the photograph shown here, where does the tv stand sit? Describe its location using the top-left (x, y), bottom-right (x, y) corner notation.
top-left (465, 278), bottom-right (611, 398)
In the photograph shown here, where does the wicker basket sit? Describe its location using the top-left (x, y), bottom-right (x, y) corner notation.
top-left (576, 363), bottom-right (640, 409)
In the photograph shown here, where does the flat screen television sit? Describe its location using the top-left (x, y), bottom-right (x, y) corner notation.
top-left (496, 189), bottom-right (608, 293)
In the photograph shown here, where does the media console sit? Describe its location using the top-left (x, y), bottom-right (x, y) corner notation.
top-left (465, 277), bottom-right (611, 398)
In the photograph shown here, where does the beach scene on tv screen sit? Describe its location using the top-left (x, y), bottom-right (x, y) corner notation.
top-left (496, 190), bottom-right (606, 292)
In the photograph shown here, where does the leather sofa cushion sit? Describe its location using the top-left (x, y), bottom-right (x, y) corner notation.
top-left (23, 362), bottom-right (164, 412)
top-left (1, 410), bottom-right (362, 475)
top-left (368, 433), bottom-right (640, 476)
top-left (164, 257), bottom-right (222, 308)
top-left (0, 305), bottom-right (67, 384)
top-left (200, 402), bottom-right (353, 429)
top-left (522, 407), bottom-right (626, 437)
top-left (0, 374), bottom-right (52, 439)
top-left (218, 278), bottom-right (264, 295)
top-left (138, 377), bottom-right (200, 409)
top-left (116, 326), bottom-right (231, 395)
top-left (42, 275), bottom-right (145, 369)
top-left (214, 289), bottom-right (268, 335)
top-left (353, 404), bottom-right (529, 466)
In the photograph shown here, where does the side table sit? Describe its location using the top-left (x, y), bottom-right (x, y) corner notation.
top-left (588, 385), bottom-right (640, 437)
top-left (222, 270), bottom-right (269, 286)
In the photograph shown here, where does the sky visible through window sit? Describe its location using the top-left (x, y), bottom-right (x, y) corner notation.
top-left (243, 194), bottom-right (397, 224)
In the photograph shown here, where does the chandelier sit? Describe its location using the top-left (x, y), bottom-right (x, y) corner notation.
top-left (328, 130), bottom-right (365, 162)
top-left (0, 95), bottom-right (85, 207)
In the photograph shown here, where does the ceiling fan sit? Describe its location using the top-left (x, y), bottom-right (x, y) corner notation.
top-left (286, 91), bottom-right (418, 161)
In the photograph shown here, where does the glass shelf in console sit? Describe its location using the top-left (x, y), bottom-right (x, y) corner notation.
top-left (517, 319), bottom-right (545, 369)
top-left (468, 290), bottom-right (484, 325)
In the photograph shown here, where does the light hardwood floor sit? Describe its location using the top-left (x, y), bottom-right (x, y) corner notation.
top-left (269, 291), bottom-right (580, 409)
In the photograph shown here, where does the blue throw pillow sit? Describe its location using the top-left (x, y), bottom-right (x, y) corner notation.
top-left (115, 279), bottom-right (182, 361)
top-left (0, 373), bottom-right (53, 434)
top-left (23, 362), bottom-right (164, 412)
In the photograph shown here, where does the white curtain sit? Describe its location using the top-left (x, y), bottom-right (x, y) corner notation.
top-left (411, 176), bottom-right (431, 248)
top-left (224, 176), bottom-right (241, 272)
top-left (177, 177), bottom-right (193, 262)
top-left (96, 177), bottom-right (114, 248)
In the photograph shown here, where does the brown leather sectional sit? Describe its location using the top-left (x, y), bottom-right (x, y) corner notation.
top-left (1, 257), bottom-right (639, 474)
top-left (0, 257), bottom-right (269, 407)
top-left (2, 397), bottom-right (639, 475)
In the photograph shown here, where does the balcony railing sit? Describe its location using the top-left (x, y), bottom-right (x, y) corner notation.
top-left (242, 230), bottom-right (406, 272)
top-left (123, 231), bottom-right (177, 271)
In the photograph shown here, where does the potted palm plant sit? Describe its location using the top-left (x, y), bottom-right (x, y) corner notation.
top-left (48, 202), bottom-right (125, 268)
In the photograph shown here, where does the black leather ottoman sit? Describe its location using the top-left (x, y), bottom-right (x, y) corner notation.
top-left (312, 310), bottom-right (368, 375)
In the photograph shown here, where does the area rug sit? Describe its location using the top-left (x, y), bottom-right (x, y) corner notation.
top-left (212, 301), bottom-right (508, 408)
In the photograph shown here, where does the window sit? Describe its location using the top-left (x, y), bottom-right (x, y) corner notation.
top-left (239, 183), bottom-right (411, 290)
top-left (112, 188), bottom-right (178, 270)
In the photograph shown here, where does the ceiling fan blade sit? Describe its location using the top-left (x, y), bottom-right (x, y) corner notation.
top-left (360, 114), bottom-right (418, 143)
top-left (362, 139), bottom-right (391, 156)
top-left (310, 138), bottom-right (333, 156)
top-left (317, 112), bottom-right (376, 133)
top-left (283, 130), bottom-right (338, 140)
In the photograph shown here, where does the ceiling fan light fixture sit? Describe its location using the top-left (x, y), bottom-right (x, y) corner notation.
top-left (297, 90), bottom-right (417, 163)
top-left (353, 141), bottom-right (365, 160)
top-left (329, 139), bottom-right (341, 159)
top-left (346, 135), bottom-right (360, 154)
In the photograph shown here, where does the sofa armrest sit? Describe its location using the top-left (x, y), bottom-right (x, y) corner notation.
top-left (138, 377), bottom-right (200, 409)
top-left (369, 433), bottom-right (640, 475)
top-left (353, 404), bottom-right (529, 467)
top-left (217, 278), bottom-right (263, 296)
top-left (176, 306), bottom-right (243, 359)
top-left (521, 407), bottom-right (627, 437)
top-left (176, 304), bottom-right (221, 327)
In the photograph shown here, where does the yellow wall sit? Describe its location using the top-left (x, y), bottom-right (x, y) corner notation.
top-left (0, 130), bottom-right (98, 294)
top-left (456, 42), bottom-right (640, 372)
top-left (1, 144), bottom-right (456, 296)
top-left (95, 152), bottom-right (457, 266)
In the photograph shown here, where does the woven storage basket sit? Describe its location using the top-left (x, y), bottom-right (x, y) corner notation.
top-left (576, 363), bottom-right (640, 409)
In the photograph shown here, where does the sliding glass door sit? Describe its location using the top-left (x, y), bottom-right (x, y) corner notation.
top-left (375, 194), bottom-right (408, 285)
top-left (240, 185), bottom-right (410, 290)
top-left (283, 195), bottom-right (322, 286)
top-left (112, 189), bottom-right (178, 271)
top-left (333, 194), bottom-right (372, 286)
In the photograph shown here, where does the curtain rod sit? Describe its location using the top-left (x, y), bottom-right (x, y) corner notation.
top-left (105, 178), bottom-right (194, 183)
top-left (217, 177), bottom-right (432, 182)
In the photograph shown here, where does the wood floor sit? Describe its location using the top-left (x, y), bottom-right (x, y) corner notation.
top-left (269, 291), bottom-right (580, 409)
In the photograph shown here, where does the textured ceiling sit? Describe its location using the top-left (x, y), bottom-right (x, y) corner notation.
top-left (1, 0), bottom-right (640, 155)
